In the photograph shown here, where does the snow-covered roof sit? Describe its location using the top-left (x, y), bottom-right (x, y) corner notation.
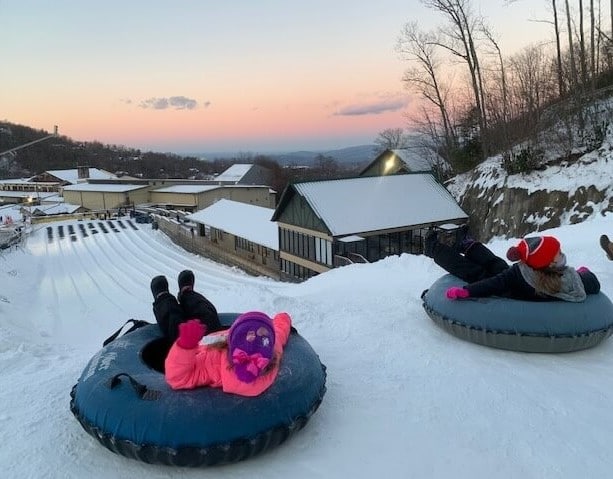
top-left (291, 173), bottom-right (467, 237)
top-left (153, 185), bottom-right (220, 194)
top-left (62, 183), bottom-right (148, 193)
top-left (338, 235), bottom-right (365, 242)
top-left (40, 194), bottom-right (64, 203)
top-left (46, 168), bottom-right (118, 183)
top-left (390, 148), bottom-right (440, 171)
top-left (32, 203), bottom-right (81, 215)
top-left (0, 178), bottom-right (34, 184)
top-left (215, 164), bottom-right (254, 183)
top-left (0, 191), bottom-right (56, 200)
top-left (187, 199), bottom-right (278, 250)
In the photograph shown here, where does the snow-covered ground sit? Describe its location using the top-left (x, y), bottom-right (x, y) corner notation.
top-left (1, 214), bottom-right (613, 478)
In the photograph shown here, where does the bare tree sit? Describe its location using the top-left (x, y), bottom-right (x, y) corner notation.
top-left (374, 128), bottom-right (408, 153)
top-left (508, 44), bottom-right (556, 138)
top-left (397, 22), bottom-right (457, 157)
top-left (420, 0), bottom-right (488, 158)
top-left (482, 27), bottom-right (508, 124)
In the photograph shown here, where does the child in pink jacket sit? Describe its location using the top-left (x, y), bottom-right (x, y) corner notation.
top-left (165, 311), bottom-right (292, 397)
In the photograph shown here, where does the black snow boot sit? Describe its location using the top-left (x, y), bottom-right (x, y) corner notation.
top-left (600, 235), bottom-right (613, 261)
top-left (178, 270), bottom-right (195, 292)
top-left (151, 275), bottom-right (169, 299)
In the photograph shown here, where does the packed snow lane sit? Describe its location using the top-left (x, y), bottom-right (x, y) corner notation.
top-left (18, 219), bottom-right (289, 344)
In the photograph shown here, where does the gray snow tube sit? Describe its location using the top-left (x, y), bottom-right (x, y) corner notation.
top-left (421, 274), bottom-right (613, 353)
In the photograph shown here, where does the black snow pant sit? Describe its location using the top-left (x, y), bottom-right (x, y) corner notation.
top-left (431, 241), bottom-right (509, 283)
top-left (152, 290), bottom-right (222, 343)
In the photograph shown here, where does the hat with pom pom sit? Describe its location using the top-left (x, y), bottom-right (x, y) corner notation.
top-left (228, 311), bottom-right (276, 383)
top-left (506, 236), bottom-right (561, 269)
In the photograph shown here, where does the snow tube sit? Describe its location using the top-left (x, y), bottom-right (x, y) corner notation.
top-left (421, 274), bottom-right (613, 353)
top-left (69, 313), bottom-right (327, 467)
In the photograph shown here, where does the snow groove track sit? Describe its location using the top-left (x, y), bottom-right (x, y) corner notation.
top-left (23, 219), bottom-right (288, 339)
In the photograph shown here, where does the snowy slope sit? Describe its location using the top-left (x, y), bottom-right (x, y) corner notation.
top-left (1, 215), bottom-right (613, 478)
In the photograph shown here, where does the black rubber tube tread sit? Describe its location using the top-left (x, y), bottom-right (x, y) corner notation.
top-left (423, 302), bottom-right (613, 353)
top-left (69, 369), bottom-right (326, 467)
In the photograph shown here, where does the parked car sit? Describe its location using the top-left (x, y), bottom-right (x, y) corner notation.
top-left (134, 213), bottom-right (153, 224)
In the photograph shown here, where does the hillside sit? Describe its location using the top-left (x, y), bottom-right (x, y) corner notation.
top-left (447, 124), bottom-right (613, 241)
top-left (0, 122), bottom-right (222, 180)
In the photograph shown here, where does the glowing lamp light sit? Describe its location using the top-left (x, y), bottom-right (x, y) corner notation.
top-left (383, 156), bottom-right (397, 174)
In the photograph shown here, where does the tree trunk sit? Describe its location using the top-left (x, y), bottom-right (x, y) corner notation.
top-left (579, 0), bottom-right (588, 85)
top-left (552, 0), bottom-right (565, 96)
top-left (565, 0), bottom-right (579, 88)
top-left (590, 0), bottom-right (595, 81)
top-left (397, 22), bottom-right (457, 158)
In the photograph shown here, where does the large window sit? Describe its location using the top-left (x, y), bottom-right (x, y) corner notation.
top-left (281, 259), bottom-right (318, 281)
top-left (315, 237), bottom-right (332, 266)
top-left (280, 227), bottom-right (331, 267)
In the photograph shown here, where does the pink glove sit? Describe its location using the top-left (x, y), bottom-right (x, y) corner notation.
top-left (177, 319), bottom-right (206, 349)
top-left (577, 266), bottom-right (590, 274)
top-left (446, 286), bottom-right (470, 300)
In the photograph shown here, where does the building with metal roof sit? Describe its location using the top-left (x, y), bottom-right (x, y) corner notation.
top-left (360, 148), bottom-right (450, 179)
top-left (187, 199), bottom-right (278, 251)
top-left (214, 163), bottom-right (273, 186)
top-left (62, 183), bottom-right (150, 210)
top-left (149, 184), bottom-right (275, 210)
top-left (31, 167), bottom-right (119, 185)
top-left (154, 199), bottom-right (280, 279)
top-left (271, 172), bottom-right (467, 281)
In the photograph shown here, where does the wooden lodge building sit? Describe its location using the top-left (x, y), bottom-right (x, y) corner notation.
top-left (271, 172), bottom-right (468, 282)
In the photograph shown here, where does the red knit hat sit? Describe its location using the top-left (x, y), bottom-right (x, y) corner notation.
top-left (506, 236), bottom-right (561, 269)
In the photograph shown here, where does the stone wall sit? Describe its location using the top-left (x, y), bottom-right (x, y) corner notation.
top-left (448, 156), bottom-right (613, 241)
top-left (459, 185), bottom-right (612, 241)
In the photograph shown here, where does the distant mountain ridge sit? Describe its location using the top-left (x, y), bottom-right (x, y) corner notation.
top-left (274, 144), bottom-right (378, 166)
top-left (196, 144), bottom-right (378, 166)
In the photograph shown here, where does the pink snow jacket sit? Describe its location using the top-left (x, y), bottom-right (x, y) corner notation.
top-left (164, 312), bottom-right (292, 397)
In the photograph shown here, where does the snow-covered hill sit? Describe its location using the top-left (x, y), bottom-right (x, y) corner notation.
top-left (1, 210), bottom-right (613, 478)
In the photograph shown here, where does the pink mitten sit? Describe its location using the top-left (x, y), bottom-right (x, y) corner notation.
top-left (577, 266), bottom-right (590, 274)
top-left (446, 286), bottom-right (470, 300)
top-left (177, 319), bottom-right (206, 349)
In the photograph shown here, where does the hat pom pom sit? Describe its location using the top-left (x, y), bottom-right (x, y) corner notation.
top-left (506, 246), bottom-right (521, 262)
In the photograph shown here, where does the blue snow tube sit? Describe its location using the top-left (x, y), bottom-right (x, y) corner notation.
top-left (70, 313), bottom-right (327, 467)
top-left (421, 274), bottom-right (613, 353)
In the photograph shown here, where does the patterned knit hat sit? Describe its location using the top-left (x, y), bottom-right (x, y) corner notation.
top-left (506, 236), bottom-right (561, 269)
top-left (228, 311), bottom-right (275, 383)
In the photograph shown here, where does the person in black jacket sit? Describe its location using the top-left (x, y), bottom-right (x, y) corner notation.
top-left (424, 231), bottom-right (600, 302)
top-left (150, 270), bottom-right (222, 342)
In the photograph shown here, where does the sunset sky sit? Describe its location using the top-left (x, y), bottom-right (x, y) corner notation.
top-left (0, 1), bottom-right (592, 154)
